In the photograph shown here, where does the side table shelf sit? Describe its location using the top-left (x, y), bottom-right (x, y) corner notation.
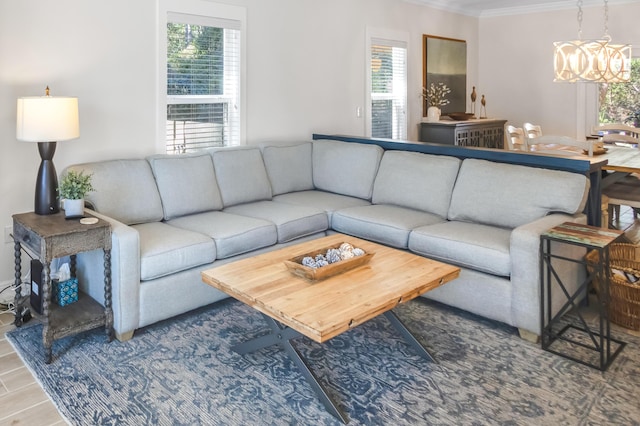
top-left (12, 211), bottom-right (113, 364)
top-left (48, 294), bottom-right (107, 341)
top-left (540, 222), bottom-right (626, 371)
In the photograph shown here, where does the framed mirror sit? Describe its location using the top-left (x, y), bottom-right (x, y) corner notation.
top-left (423, 35), bottom-right (467, 116)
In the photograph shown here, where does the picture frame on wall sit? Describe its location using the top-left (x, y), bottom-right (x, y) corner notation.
top-left (423, 35), bottom-right (467, 116)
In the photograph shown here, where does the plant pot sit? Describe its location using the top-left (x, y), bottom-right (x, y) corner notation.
top-left (426, 106), bottom-right (441, 122)
top-left (63, 199), bottom-right (85, 218)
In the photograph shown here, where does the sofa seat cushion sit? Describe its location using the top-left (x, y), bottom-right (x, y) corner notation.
top-left (224, 200), bottom-right (329, 243)
top-left (133, 222), bottom-right (216, 281)
top-left (166, 211), bottom-right (277, 259)
top-left (409, 221), bottom-right (511, 277)
top-left (332, 204), bottom-right (445, 249)
top-left (273, 190), bottom-right (371, 222)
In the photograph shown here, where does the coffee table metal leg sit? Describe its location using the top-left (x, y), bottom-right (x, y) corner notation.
top-left (384, 311), bottom-right (436, 362)
top-left (232, 315), bottom-right (348, 424)
top-left (280, 335), bottom-right (348, 424)
top-left (232, 325), bottom-right (301, 354)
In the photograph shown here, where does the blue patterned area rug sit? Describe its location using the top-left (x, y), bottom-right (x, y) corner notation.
top-left (7, 298), bottom-right (640, 425)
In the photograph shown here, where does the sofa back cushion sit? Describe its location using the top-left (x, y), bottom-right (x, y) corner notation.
top-left (448, 159), bottom-right (590, 229)
top-left (372, 151), bottom-right (461, 217)
top-left (147, 154), bottom-right (223, 220)
top-left (262, 142), bottom-right (314, 195)
top-left (312, 140), bottom-right (383, 200)
top-left (211, 147), bottom-right (272, 207)
top-left (65, 159), bottom-right (164, 225)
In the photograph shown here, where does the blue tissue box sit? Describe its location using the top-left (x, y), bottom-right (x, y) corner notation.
top-left (52, 278), bottom-right (79, 307)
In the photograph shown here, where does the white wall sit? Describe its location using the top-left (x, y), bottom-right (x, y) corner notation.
top-left (479, 3), bottom-right (640, 137)
top-left (0, 0), bottom-right (158, 287)
top-left (0, 0), bottom-right (477, 284)
top-left (237, 0), bottom-right (479, 143)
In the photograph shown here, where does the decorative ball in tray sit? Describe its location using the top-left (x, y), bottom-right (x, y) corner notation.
top-left (284, 242), bottom-right (374, 281)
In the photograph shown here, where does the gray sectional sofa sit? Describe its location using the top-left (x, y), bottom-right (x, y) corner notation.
top-left (67, 139), bottom-right (590, 342)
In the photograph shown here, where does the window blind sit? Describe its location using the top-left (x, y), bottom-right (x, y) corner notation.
top-left (370, 39), bottom-right (407, 140)
top-left (166, 13), bottom-right (241, 153)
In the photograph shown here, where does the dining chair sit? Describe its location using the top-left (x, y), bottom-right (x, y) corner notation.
top-left (592, 123), bottom-right (640, 139)
top-left (604, 167), bottom-right (640, 223)
top-left (595, 124), bottom-right (640, 220)
top-left (505, 125), bottom-right (528, 151)
top-left (603, 179), bottom-right (640, 227)
top-left (602, 133), bottom-right (639, 146)
top-left (527, 134), bottom-right (595, 156)
top-left (523, 122), bottom-right (543, 139)
top-left (593, 123), bottom-right (639, 147)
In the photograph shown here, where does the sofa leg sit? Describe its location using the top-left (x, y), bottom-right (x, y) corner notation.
top-left (518, 328), bottom-right (540, 344)
top-left (115, 330), bottom-right (135, 342)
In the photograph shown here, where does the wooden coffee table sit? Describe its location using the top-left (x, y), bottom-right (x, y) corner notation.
top-left (201, 234), bottom-right (459, 423)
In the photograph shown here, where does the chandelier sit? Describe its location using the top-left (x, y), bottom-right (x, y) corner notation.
top-left (553, 0), bottom-right (631, 83)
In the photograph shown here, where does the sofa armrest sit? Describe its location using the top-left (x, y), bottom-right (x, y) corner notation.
top-left (510, 213), bottom-right (588, 335)
top-left (75, 209), bottom-right (140, 340)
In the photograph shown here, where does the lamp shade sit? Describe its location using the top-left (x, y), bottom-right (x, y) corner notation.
top-left (16, 96), bottom-right (79, 142)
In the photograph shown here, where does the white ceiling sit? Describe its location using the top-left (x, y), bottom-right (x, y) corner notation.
top-left (406, 0), bottom-right (640, 17)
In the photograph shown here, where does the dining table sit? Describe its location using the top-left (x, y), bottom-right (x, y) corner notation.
top-left (595, 145), bottom-right (640, 179)
top-left (529, 142), bottom-right (640, 181)
top-left (526, 142), bottom-right (640, 226)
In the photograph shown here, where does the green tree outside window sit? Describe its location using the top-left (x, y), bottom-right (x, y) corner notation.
top-left (599, 58), bottom-right (640, 127)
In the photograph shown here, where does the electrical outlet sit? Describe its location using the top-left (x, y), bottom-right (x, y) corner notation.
top-left (4, 226), bottom-right (12, 244)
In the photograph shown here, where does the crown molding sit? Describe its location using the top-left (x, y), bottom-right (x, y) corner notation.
top-left (404, 0), bottom-right (640, 18)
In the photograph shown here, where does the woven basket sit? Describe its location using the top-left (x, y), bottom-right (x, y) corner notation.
top-left (586, 243), bottom-right (640, 331)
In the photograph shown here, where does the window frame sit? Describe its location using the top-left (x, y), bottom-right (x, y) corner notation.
top-left (158, 0), bottom-right (247, 153)
top-left (580, 43), bottom-right (639, 138)
top-left (365, 27), bottom-right (409, 139)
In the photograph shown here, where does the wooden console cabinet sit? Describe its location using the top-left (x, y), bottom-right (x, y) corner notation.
top-left (419, 119), bottom-right (507, 149)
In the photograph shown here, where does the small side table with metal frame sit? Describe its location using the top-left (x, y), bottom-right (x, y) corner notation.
top-left (540, 222), bottom-right (626, 371)
top-left (12, 211), bottom-right (113, 364)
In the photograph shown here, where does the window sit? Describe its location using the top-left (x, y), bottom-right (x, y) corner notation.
top-left (366, 30), bottom-right (408, 140)
top-left (599, 58), bottom-right (640, 127)
top-left (159, 1), bottom-right (245, 153)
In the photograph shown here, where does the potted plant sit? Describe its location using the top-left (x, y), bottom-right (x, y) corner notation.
top-left (58, 170), bottom-right (94, 218)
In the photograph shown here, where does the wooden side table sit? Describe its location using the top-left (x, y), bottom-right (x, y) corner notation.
top-left (540, 222), bottom-right (626, 371)
top-left (12, 212), bottom-right (112, 364)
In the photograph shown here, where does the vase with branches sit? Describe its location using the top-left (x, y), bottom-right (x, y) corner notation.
top-left (422, 82), bottom-right (451, 108)
top-left (422, 82), bottom-right (451, 121)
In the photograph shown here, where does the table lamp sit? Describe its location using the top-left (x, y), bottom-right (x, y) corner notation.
top-left (16, 87), bottom-right (79, 215)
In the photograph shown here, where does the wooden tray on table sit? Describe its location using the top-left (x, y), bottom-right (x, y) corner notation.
top-left (284, 243), bottom-right (374, 282)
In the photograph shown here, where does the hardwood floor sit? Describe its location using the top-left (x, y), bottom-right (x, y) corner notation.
top-left (1, 207), bottom-right (639, 425)
top-left (0, 311), bottom-right (65, 426)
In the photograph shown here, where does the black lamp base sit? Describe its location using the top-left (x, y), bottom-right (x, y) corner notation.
top-left (34, 141), bottom-right (59, 215)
